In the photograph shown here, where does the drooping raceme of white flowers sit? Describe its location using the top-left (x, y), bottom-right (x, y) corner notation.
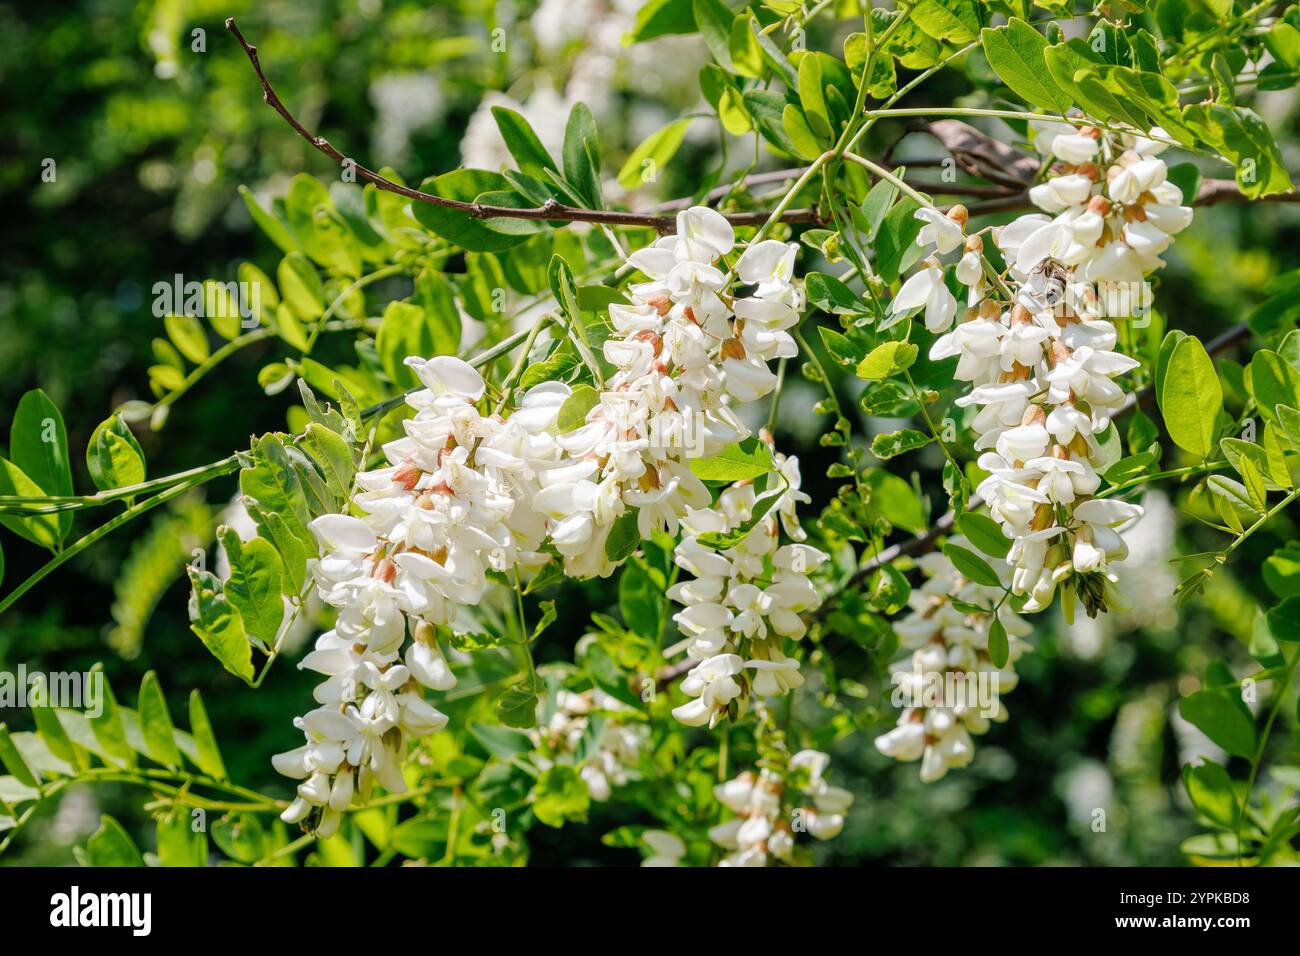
top-left (274, 357), bottom-right (568, 835)
top-left (666, 443), bottom-right (827, 727)
top-left (641, 749), bottom-right (853, 866)
top-left (274, 207), bottom-right (809, 830)
top-left (875, 122), bottom-right (1190, 781)
top-left (874, 543), bottom-right (1030, 781)
top-left (894, 121), bottom-right (1191, 621)
top-left (537, 207), bottom-right (803, 577)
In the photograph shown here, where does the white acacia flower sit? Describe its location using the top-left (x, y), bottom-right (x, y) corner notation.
top-left (892, 260), bottom-right (958, 332)
top-left (914, 207), bottom-right (964, 255)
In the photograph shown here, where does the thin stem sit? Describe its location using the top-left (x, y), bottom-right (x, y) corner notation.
top-left (842, 151), bottom-right (1014, 301)
top-left (1099, 461), bottom-right (1229, 498)
top-left (302, 263), bottom-right (405, 352)
top-left (0, 476), bottom-right (205, 617)
top-left (224, 19), bottom-right (820, 233)
top-left (494, 317), bottom-right (553, 415)
top-left (1234, 644), bottom-right (1300, 865)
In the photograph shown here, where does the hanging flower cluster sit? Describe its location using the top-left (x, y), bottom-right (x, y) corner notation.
top-left (275, 357), bottom-right (570, 835)
top-left (896, 122), bottom-right (1192, 620)
top-left (538, 207), bottom-right (803, 578)
top-left (874, 544), bottom-right (1031, 781)
top-left (709, 750), bottom-right (853, 866)
top-left (274, 207), bottom-right (810, 830)
top-left (640, 749), bottom-right (853, 866)
top-left (666, 445), bottom-right (827, 726)
top-left (527, 687), bottom-right (649, 801)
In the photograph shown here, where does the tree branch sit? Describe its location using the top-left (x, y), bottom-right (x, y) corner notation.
top-left (225, 19), bottom-right (822, 233)
top-left (811, 321), bottom-right (1253, 621)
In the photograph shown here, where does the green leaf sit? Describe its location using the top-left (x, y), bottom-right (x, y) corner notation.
top-left (217, 528), bottom-right (285, 647)
top-left (468, 722), bottom-right (533, 760)
top-left (277, 252), bottom-right (325, 322)
top-left (1179, 689), bottom-right (1256, 758)
top-left (376, 301), bottom-right (440, 389)
top-left (955, 512), bottom-right (1011, 558)
top-left (857, 341), bottom-right (918, 380)
top-left (1183, 103), bottom-right (1294, 199)
top-left (0, 458), bottom-right (61, 550)
top-left (411, 169), bottom-right (542, 252)
top-left (1159, 335), bottom-right (1222, 459)
top-left (617, 118), bottom-right (692, 190)
top-left (239, 185), bottom-right (298, 254)
top-left (693, 0), bottom-right (734, 69)
top-left (874, 195), bottom-right (923, 284)
top-left (625, 0), bottom-right (695, 42)
top-left (871, 428), bottom-right (931, 460)
top-left (750, 16), bottom-right (798, 87)
top-left (796, 54), bottom-right (833, 139)
top-left (29, 676), bottom-right (79, 770)
top-left (782, 104), bottom-right (825, 160)
top-left (495, 682), bottom-right (539, 730)
top-left (604, 509), bottom-right (641, 563)
top-left (491, 106), bottom-right (559, 180)
top-left (987, 617), bottom-right (1009, 668)
top-left (861, 468), bottom-right (925, 534)
top-left (301, 423), bottom-right (357, 505)
top-left (1250, 349), bottom-right (1300, 425)
top-left (689, 437), bottom-right (775, 481)
top-left (85, 815), bottom-right (145, 866)
top-left (531, 764), bottom-right (590, 827)
top-left (282, 173), bottom-right (333, 266)
top-left (818, 327), bottom-right (864, 367)
top-left (202, 279), bottom-right (245, 340)
top-left (0, 723), bottom-right (39, 787)
top-left (1208, 474), bottom-right (1260, 530)
top-left (556, 385), bottom-right (600, 433)
top-left (562, 103), bottom-right (603, 209)
top-left (1266, 597), bottom-right (1300, 642)
top-left (11, 389), bottom-right (73, 541)
top-left (981, 20), bottom-right (1071, 111)
top-left (585, 642), bottom-right (643, 708)
top-left (942, 543), bottom-right (1003, 588)
top-left (728, 15), bottom-right (765, 77)
top-left (188, 690), bottom-right (227, 780)
top-left (210, 813), bottom-right (267, 863)
top-left (164, 313), bottom-right (210, 364)
top-left (86, 665), bottom-right (133, 768)
top-left (1184, 760), bottom-right (1238, 829)
top-left (911, 0), bottom-right (983, 44)
top-left (807, 273), bottom-right (868, 317)
top-left (156, 811), bottom-right (207, 867)
top-left (187, 566), bottom-right (256, 682)
top-left (241, 434), bottom-right (314, 563)
top-left (1278, 404), bottom-right (1300, 448)
top-left (859, 177), bottom-right (899, 241)
top-left (742, 90), bottom-right (802, 157)
top-left (138, 671), bottom-right (181, 768)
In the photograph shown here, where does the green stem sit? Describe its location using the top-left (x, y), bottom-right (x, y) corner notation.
top-left (842, 151), bottom-right (1015, 301)
top-left (1099, 460), bottom-right (1230, 498)
top-left (1234, 644), bottom-right (1300, 865)
top-left (302, 263), bottom-right (405, 352)
top-left (0, 476), bottom-right (207, 617)
top-left (0, 455), bottom-right (240, 515)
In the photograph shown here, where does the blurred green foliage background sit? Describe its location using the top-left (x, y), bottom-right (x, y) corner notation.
top-left (1, 0), bottom-right (1297, 865)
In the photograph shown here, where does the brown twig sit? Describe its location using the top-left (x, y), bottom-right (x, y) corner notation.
top-left (810, 321), bottom-right (1253, 621)
top-left (226, 18), bottom-right (822, 233)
